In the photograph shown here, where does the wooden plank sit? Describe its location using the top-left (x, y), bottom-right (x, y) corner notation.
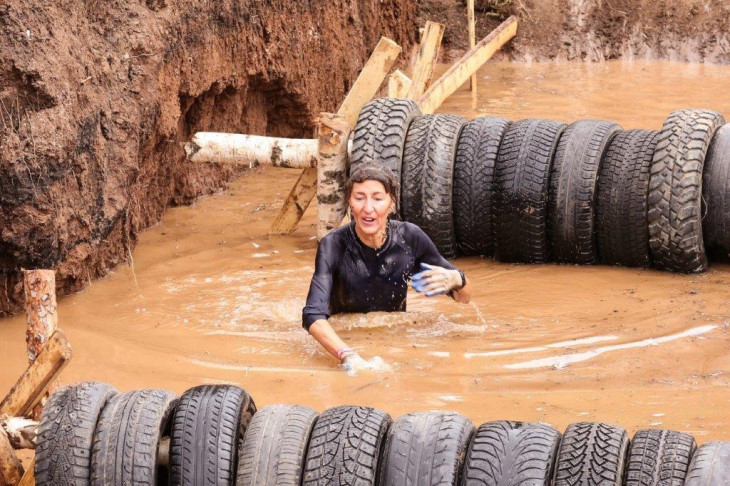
top-left (0, 427), bottom-right (23, 486)
top-left (316, 113), bottom-right (351, 239)
top-left (335, 37), bottom-right (402, 126)
top-left (418, 16), bottom-right (518, 115)
top-left (269, 168), bottom-right (318, 234)
top-left (387, 69), bottom-right (412, 98)
top-left (16, 459), bottom-right (33, 486)
top-left (0, 330), bottom-right (72, 418)
top-left (270, 36), bottom-right (402, 234)
top-left (405, 21), bottom-right (445, 99)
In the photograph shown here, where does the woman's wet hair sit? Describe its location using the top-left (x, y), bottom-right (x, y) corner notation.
top-left (345, 164), bottom-right (398, 210)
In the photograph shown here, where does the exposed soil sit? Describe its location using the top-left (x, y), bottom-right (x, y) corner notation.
top-left (0, 0), bottom-right (416, 316)
top-left (419, 0), bottom-right (730, 63)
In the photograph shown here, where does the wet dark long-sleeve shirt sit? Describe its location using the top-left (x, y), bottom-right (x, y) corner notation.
top-left (302, 220), bottom-right (458, 330)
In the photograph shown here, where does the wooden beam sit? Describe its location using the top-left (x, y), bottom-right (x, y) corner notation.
top-left (387, 70), bottom-right (412, 98)
top-left (186, 133), bottom-right (319, 168)
top-left (268, 168), bottom-right (319, 234)
top-left (316, 113), bottom-right (351, 239)
top-left (0, 427), bottom-right (23, 486)
top-left (418, 16), bottom-right (518, 114)
top-left (405, 21), bottom-right (445, 99)
top-left (270, 36), bottom-right (402, 234)
top-left (16, 459), bottom-right (33, 486)
top-left (0, 330), bottom-right (72, 418)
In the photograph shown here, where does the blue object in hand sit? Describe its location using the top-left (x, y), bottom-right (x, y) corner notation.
top-left (411, 263), bottom-right (447, 296)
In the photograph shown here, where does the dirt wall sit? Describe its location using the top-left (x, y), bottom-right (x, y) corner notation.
top-left (0, 0), bottom-right (416, 316)
top-left (420, 0), bottom-right (730, 63)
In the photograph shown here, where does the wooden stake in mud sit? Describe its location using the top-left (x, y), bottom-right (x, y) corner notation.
top-left (406, 21), bottom-right (445, 99)
top-left (17, 459), bottom-right (34, 486)
top-left (0, 427), bottom-right (24, 486)
top-left (23, 269), bottom-right (58, 419)
top-left (388, 70), bottom-right (412, 98)
top-left (316, 113), bottom-right (351, 240)
top-left (467, 0), bottom-right (478, 108)
top-left (270, 36), bottom-right (402, 235)
top-left (418, 16), bottom-right (518, 114)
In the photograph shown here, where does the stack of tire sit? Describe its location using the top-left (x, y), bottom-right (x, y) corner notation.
top-left (350, 99), bottom-right (730, 273)
top-left (35, 381), bottom-right (730, 485)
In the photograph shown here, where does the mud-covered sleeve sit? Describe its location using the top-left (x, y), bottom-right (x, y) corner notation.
top-left (406, 222), bottom-right (458, 272)
top-left (302, 235), bottom-right (339, 330)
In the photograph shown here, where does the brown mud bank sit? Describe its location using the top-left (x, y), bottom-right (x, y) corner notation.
top-left (0, 0), bottom-right (416, 316)
top-left (421, 0), bottom-right (730, 62)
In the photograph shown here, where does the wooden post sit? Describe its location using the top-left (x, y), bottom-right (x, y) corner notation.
top-left (406, 21), bottom-right (445, 99)
top-left (0, 427), bottom-right (23, 486)
top-left (418, 16), bottom-right (518, 114)
top-left (185, 133), bottom-right (319, 168)
top-left (270, 36), bottom-right (402, 235)
top-left (467, 0), bottom-right (478, 109)
top-left (0, 330), bottom-right (72, 418)
top-left (387, 70), bottom-right (412, 98)
top-left (23, 269), bottom-right (57, 420)
top-left (316, 113), bottom-right (351, 240)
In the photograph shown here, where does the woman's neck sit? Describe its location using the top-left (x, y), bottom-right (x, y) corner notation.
top-left (354, 222), bottom-right (388, 250)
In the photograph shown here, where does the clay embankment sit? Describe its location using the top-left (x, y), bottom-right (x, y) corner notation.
top-left (420, 0), bottom-right (730, 62)
top-left (0, 0), bottom-right (416, 316)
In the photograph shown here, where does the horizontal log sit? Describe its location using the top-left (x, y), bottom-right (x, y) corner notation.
top-left (186, 132), bottom-right (319, 168)
top-left (0, 330), bottom-right (72, 418)
top-left (0, 418), bottom-right (38, 450)
top-left (418, 16), bottom-right (518, 114)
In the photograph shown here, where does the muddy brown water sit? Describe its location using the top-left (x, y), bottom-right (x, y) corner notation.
top-left (1, 61), bottom-right (729, 444)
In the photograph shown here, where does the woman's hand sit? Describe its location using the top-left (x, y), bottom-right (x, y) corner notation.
top-left (412, 263), bottom-right (464, 297)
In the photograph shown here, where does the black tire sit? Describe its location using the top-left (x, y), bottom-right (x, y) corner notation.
top-left (380, 411), bottom-right (475, 486)
top-left (684, 441), bottom-right (730, 485)
top-left (350, 98), bottom-right (421, 205)
top-left (169, 385), bottom-right (257, 486)
top-left (648, 108), bottom-right (725, 272)
top-left (237, 404), bottom-right (318, 486)
top-left (548, 120), bottom-right (621, 264)
top-left (495, 119), bottom-right (566, 263)
top-left (35, 382), bottom-right (117, 486)
top-left (401, 114), bottom-right (466, 257)
top-left (91, 389), bottom-right (178, 486)
top-left (553, 422), bottom-right (629, 486)
top-left (596, 130), bottom-right (659, 267)
top-left (453, 117), bottom-right (510, 256)
top-left (462, 420), bottom-right (561, 486)
top-left (302, 405), bottom-right (391, 486)
top-left (703, 123), bottom-right (730, 257)
top-left (624, 429), bottom-right (696, 486)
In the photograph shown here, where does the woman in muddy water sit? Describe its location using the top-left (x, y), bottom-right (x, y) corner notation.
top-left (302, 164), bottom-right (472, 373)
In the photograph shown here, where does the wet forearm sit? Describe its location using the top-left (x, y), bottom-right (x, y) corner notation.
top-left (452, 278), bottom-right (472, 304)
top-left (308, 319), bottom-right (349, 360)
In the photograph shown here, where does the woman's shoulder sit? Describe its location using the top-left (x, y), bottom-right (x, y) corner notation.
top-left (392, 220), bottom-right (426, 238)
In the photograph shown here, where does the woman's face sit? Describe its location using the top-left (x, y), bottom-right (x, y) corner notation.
top-left (349, 179), bottom-right (394, 237)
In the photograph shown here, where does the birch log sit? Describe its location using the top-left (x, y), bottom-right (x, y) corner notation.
top-left (316, 114), bottom-right (351, 240)
top-left (0, 418), bottom-right (37, 450)
top-left (23, 269), bottom-right (58, 420)
top-left (0, 427), bottom-right (23, 485)
top-left (186, 133), bottom-right (319, 168)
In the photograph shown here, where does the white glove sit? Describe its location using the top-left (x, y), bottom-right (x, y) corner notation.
top-left (411, 263), bottom-right (464, 297)
top-left (340, 352), bottom-right (371, 374)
